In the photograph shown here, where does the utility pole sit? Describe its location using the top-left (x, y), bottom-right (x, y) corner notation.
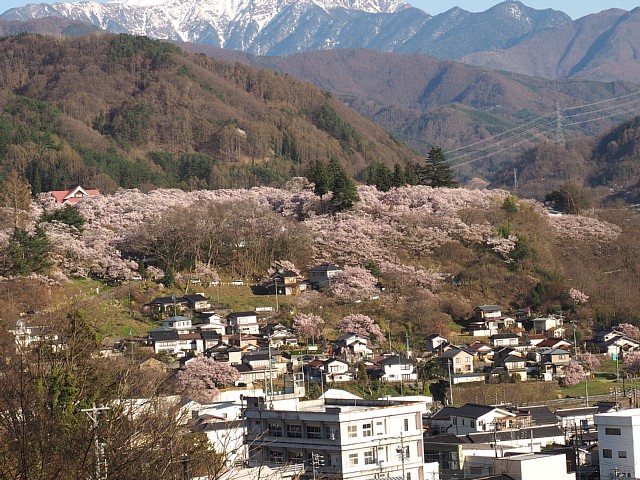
top-left (447, 358), bottom-right (454, 405)
top-left (396, 432), bottom-right (406, 480)
top-left (274, 277), bottom-right (279, 312)
top-left (268, 334), bottom-right (274, 398)
top-left (80, 404), bottom-right (110, 480)
top-left (513, 168), bottom-right (518, 192)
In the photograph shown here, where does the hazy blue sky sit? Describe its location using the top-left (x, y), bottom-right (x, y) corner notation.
top-left (0, 0), bottom-right (637, 20)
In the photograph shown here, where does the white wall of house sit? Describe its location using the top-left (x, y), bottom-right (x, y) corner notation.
top-left (596, 409), bottom-right (640, 479)
top-left (451, 410), bottom-right (515, 435)
top-left (494, 454), bottom-right (575, 480)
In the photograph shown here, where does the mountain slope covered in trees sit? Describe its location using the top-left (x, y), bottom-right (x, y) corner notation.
top-left (185, 45), bottom-right (640, 177)
top-left (490, 115), bottom-right (640, 203)
top-left (0, 33), bottom-right (426, 194)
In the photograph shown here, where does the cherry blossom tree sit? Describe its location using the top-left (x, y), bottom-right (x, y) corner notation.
top-left (569, 288), bottom-right (589, 305)
top-left (616, 323), bottom-right (640, 340)
top-left (292, 313), bottom-right (325, 344)
top-left (330, 266), bottom-right (379, 303)
top-left (624, 352), bottom-right (640, 375)
top-left (335, 314), bottom-right (384, 342)
top-left (577, 352), bottom-right (601, 371)
top-left (559, 361), bottom-right (585, 388)
top-left (176, 357), bottom-right (240, 403)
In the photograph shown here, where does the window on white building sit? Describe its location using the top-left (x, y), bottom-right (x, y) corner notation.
top-left (605, 427), bottom-right (622, 435)
top-left (406, 473), bottom-right (411, 480)
top-left (619, 451), bottom-right (627, 458)
top-left (602, 449), bottom-right (612, 458)
top-left (363, 423), bottom-right (373, 437)
top-left (404, 418), bottom-right (409, 431)
top-left (349, 453), bottom-right (359, 466)
top-left (348, 425), bottom-right (357, 438)
top-left (306, 425), bottom-right (322, 439)
top-left (364, 451), bottom-right (375, 465)
top-left (289, 451), bottom-right (304, 462)
top-left (376, 420), bottom-right (385, 435)
top-left (268, 423), bottom-right (282, 437)
top-left (287, 424), bottom-right (302, 438)
top-left (269, 451), bottom-right (284, 463)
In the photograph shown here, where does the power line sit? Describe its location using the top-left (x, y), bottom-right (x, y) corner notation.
top-left (446, 92), bottom-right (640, 168)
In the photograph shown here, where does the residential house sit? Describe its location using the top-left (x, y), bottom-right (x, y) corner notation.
top-left (148, 315), bottom-right (204, 355)
top-left (595, 408), bottom-right (640, 480)
top-left (538, 349), bottom-right (572, 376)
top-left (183, 293), bottom-right (211, 312)
top-left (526, 334), bottom-right (548, 347)
top-left (193, 312), bottom-right (227, 336)
top-left (368, 354), bottom-right (417, 382)
top-left (10, 319), bottom-right (63, 352)
top-left (199, 331), bottom-right (222, 350)
top-left (260, 323), bottom-right (298, 348)
top-left (227, 311), bottom-right (260, 335)
top-left (556, 407), bottom-right (599, 429)
top-left (242, 352), bottom-right (286, 378)
top-left (244, 396), bottom-right (428, 480)
top-left (334, 333), bottom-right (373, 360)
top-left (450, 403), bottom-right (518, 435)
top-left (228, 334), bottom-right (260, 351)
top-left (471, 453), bottom-right (575, 480)
top-left (465, 341), bottom-right (493, 361)
top-left (427, 406), bottom-right (458, 436)
top-left (206, 342), bottom-right (242, 365)
top-left (497, 316), bottom-right (520, 331)
top-left (495, 354), bottom-right (528, 382)
top-left (451, 372), bottom-right (486, 385)
top-left (547, 325), bottom-right (567, 339)
top-left (440, 347), bottom-right (474, 374)
top-left (308, 358), bottom-right (354, 383)
top-left (532, 315), bottom-right (564, 334)
top-left (426, 334), bottom-right (449, 353)
top-left (267, 270), bottom-right (307, 296)
top-left (145, 295), bottom-right (188, 315)
top-left (48, 185), bottom-right (100, 205)
top-left (587, 329), bottom-right (640, 356)
top-left (474, 305), bottom-right (503, 321)
top-left (489, 333), bottom-right (520, 348)
top-left (466, 319), bottom-right (499, 337)
top-left (307, 263), bottom-right (341, 289)
top-left (534, 338), bottom-right (572, 350)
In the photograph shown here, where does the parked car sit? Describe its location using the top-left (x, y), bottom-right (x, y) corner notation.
top-left (231, 279), bottom-right (244, 286)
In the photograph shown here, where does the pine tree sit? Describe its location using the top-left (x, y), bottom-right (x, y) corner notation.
top-left (367, 162), bottom-right (392, 192)
top-left (328, 158), bottom-right (359, 212)
top-left (428, 146), bottom-right (458, 188)
top-left (391, 163), bottom-right (406, 188)
top-left (307, 159), bottom-right (331, 199)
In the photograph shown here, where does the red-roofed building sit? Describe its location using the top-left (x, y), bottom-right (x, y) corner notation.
top-left (49, 185), bottom-right (100, 205)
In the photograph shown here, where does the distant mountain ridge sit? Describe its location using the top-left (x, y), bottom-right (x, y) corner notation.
top-left (0, 0), bottom-right (570, 57)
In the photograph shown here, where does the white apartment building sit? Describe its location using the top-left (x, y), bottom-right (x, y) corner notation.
top-left (595, 408), bottom-right (640, 479)
top-left (244, 396), bottom-right (431, 480)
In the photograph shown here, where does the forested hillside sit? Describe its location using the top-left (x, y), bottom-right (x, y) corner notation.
top-left (183, 44), bottom-right (640, 178)
top-left (491, 115), bottom-right (640, 203)
top-left (0, 33), bottom-right (425, 194)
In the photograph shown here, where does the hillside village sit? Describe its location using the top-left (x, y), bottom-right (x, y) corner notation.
top-left (1, 170), bottom-right (640, 479)
top-left (9, 245), bottom-right (640, 480)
